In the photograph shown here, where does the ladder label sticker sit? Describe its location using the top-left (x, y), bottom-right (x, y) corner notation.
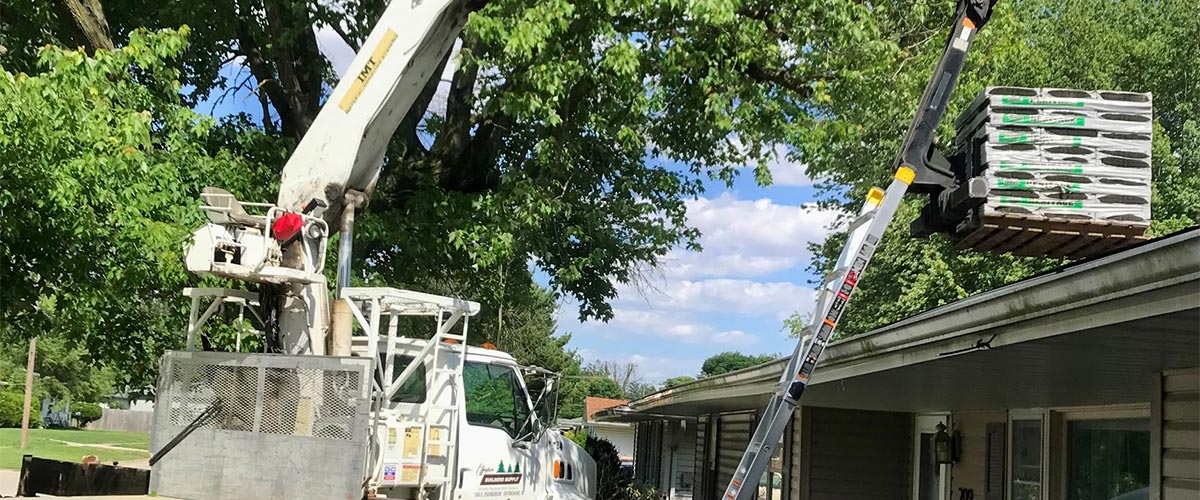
top-left (387, 427), bottom-right (397, 446)
top-left (338, 29), bottom-right (399, 113)
top-left (383, 464), bottom-right (397, 482)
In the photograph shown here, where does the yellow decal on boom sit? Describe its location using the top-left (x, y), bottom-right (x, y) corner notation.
top-left (338, 29), bottom-right (399, 113)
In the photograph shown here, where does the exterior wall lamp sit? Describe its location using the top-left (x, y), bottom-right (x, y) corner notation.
top-left (934, 422), bottom-right (960, 464)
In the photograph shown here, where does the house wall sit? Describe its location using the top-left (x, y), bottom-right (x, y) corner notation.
top-left (716, 412), bottom-right (755, 494)
top-left (948, 410), bottom-right (1007, 500)
top-left (659, 420), bottom-right (697, 500)
top-left (797, 406), bottom-right (913, 500)
top-left (1158, 368), bottom-right (1199, 500)
top-left (591, 423), bottom-right (636, 462)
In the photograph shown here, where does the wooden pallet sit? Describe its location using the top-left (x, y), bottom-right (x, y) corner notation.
top-left (954, 213), bottom-right (1148, 259)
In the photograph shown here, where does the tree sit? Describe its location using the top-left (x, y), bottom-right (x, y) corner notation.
top-left (0, 29), bottom-right (278, 387)
top-left (557, 369), bottom-right (625, 421)
top-left (797, 0), bottom-right (1199, 338)
top-left (586, 361), bottom-right (646, 396)
top-left (663, 376), bottom-right (696, 388)
top-left (0, 336), bottom-right (116, 404)
top-left (1, 0), bottom-right (894, 323)
top-left (700, 352), bottom-right (776, 378)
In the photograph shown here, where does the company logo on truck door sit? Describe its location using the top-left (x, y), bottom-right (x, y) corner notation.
top-left (479, 461), bottom-right (523, 486)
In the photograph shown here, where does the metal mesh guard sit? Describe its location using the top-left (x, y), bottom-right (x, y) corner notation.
top-left (161, 352), bottom-right (369, 441)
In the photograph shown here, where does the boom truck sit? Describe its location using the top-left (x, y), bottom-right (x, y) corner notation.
top-left (139, 0), bottom-right (599, 498)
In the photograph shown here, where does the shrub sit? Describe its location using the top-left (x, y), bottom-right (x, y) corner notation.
top-left (0, 391), bottom-right (41, 428)
top-left (585, 435), bottom-right (631, 500)
top-left (73, 402), bottom-right (104, 428)
top-left (565, 427), bottom-right (588, 448)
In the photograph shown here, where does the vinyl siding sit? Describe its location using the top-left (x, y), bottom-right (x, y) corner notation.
top-left (949, 410), bottom-right (1007, 498)
top-left (666, 421), bottom-right (697, 500)
top-left (717, 412), bottom-right (755, 494)
top-left (800, 406), bottom-right (912, 500)
top-left (1160, 368), bottom-right (1199, 500)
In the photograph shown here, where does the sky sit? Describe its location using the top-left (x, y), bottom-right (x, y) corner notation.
top-left (201, 30), bottom-right (842, 384)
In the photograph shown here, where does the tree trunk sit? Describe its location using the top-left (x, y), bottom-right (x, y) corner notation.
top-left (60, 0), bottom-right (114, 51)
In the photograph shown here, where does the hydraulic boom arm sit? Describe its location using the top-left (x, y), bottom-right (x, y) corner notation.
top-left (720, 2), bottom-right (998, 500)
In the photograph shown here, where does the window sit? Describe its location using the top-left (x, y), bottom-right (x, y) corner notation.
top-left (1065, 419), bottom-right (1149, 500)
top-left (463, 362), bottom-right (531, 439)
top-left (388, 355), bottom-right (427, 403)
top-left (1010, 417), bottom-right (1043, 500)
top-left (356, 353), bottom-right (427, 403)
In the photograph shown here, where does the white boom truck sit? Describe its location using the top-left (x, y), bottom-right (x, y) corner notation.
top-left (153, 0), bottom-right (599, 497)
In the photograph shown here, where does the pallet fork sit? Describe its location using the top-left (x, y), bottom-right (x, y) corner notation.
top-left (720, 1), bottom-right (999, 499)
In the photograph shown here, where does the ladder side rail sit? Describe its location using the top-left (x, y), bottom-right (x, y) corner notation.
top-left (418, 309), bottom-right (449, 497)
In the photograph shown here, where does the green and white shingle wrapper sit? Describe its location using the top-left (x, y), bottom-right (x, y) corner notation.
top-left (956, 87), bottom-right (1153, 224)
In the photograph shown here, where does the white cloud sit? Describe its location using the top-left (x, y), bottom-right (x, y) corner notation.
top-left (730, 136), bottom-right (816, 187)
top-left (667, 193), bottom-right (838, 280)
top-left (663, 279), bottom-right (815, 319)
top-left (713, 330), bottom-right (754, 344)
top-left (765, 143), bottom-right (812, 187)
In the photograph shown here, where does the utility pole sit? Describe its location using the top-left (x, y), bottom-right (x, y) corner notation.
top-left (20, 337), bottom-right (36, 449)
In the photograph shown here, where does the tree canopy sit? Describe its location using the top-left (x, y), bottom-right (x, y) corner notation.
top-left (1, 0), bottom-right (1194, 395)
top-left (798, 0), bottom-right (1199, 338)
top-left (700, 351), bottom-right (776, 378)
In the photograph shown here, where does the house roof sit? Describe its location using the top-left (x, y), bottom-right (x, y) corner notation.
top-left (602, 227), bottom-right (1199, 418)
top-left (584, 397), bottom-right (628, 422)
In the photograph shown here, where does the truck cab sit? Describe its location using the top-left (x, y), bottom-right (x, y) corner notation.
top-left (343, 288), bottom-right (596, 500)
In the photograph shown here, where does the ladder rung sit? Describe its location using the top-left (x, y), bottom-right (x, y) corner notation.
top-left (438, 333), bottom-right (466, 340)
top-left (846, 209), bottom-right (877, 232)
top-left (822, 267), bottom-right (848, 288)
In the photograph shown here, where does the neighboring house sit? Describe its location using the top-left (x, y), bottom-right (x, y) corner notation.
top-left (108, 393), bottom-right (155, 412)
top-left (598, 228), bottom-right (1199, 500)
top-left (574, 397), bottom-right (637, 468)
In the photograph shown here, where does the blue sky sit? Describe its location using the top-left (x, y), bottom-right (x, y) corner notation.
top-left (200, 32), bottom-right (839, 384)
top-left (550, 165), bottom-right (835, 382)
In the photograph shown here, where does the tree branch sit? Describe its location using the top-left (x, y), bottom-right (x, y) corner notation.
top-left (396, 44), bottom-right (455, 161)
top-left (745, 62), bottom-right (819, 98)
top-left (60, 0), bottom-right (113, 51)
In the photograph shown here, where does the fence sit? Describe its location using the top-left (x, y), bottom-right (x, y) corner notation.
top-left (88, 408), bottom-right (154, 434)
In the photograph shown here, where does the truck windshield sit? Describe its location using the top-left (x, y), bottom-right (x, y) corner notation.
top-left (463, 362), bottom-right (531, 439)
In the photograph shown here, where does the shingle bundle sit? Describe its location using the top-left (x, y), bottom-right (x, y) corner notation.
top-left (954, 87), bottom-right (1153, 227)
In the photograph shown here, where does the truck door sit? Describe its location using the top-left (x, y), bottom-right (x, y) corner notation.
top-left (458, 361), bottom-right (539, 500)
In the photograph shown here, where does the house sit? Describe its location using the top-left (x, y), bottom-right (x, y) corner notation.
top-left (583, 397), bottom-right (637, 467)
top-left (597, 228), bottom-right (1199, 500)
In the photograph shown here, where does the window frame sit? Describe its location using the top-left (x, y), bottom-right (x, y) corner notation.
top-left (1050, 405), bottom-right (1150, 500)
top-left (1006, 409), bottom-right (1047, 500)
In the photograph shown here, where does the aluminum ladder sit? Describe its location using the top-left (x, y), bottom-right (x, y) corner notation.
top-left (719, 1), bottom-right (998, 498)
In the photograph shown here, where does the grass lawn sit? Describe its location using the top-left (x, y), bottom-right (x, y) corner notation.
top-left (0, 428), bottom-right (150, 470)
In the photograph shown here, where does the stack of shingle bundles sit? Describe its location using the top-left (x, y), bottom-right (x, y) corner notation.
top-left (951, 87), bottom-right (1153, 257)
top-left (956, 87), bottom-right (1153, 224)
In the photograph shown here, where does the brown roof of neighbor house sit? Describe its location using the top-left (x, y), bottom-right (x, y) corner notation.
top-left (584, 397), bottom-right (628, 422)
